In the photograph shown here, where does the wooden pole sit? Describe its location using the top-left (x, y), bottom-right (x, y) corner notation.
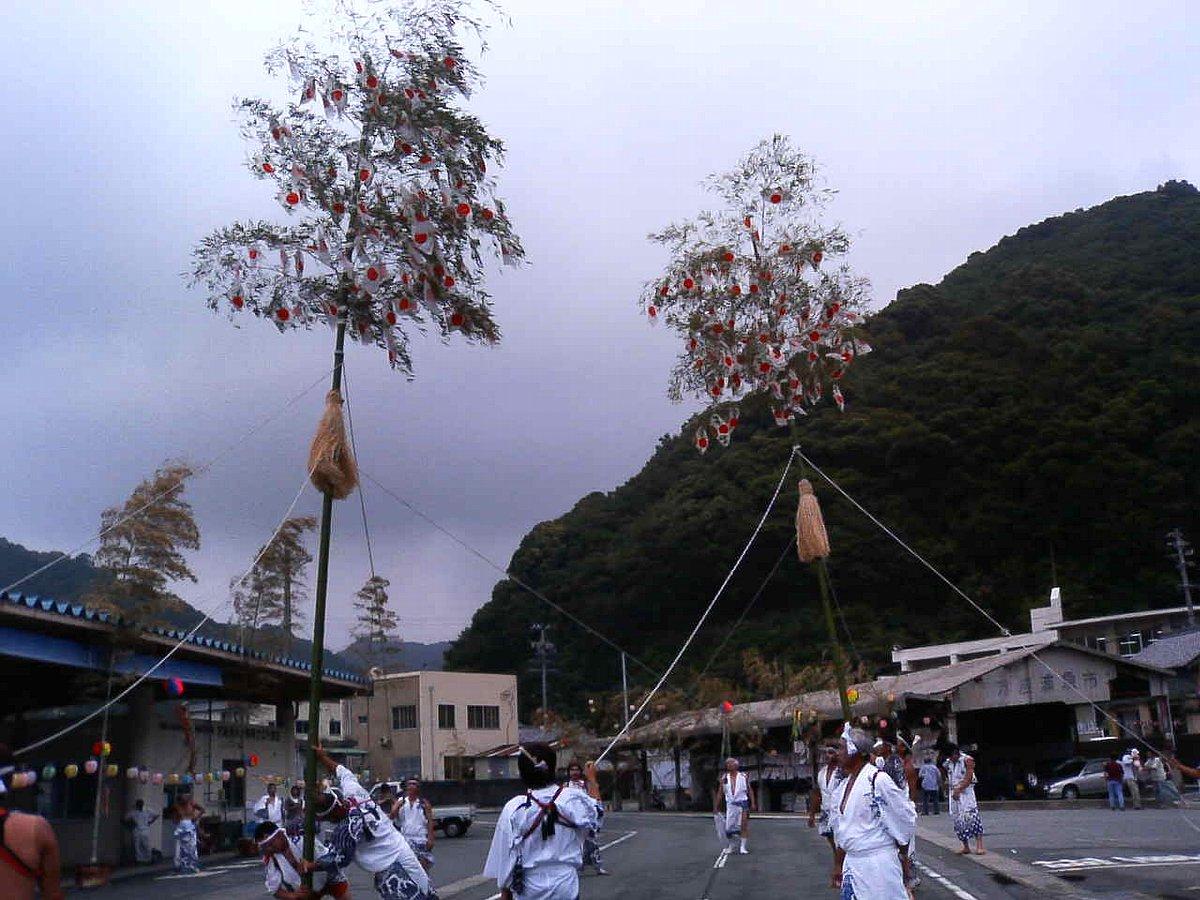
top-left (302, 321), bottom-right (347, 882)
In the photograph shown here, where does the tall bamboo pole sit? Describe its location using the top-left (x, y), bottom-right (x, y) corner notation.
top-left (302, 321), bottom-right (347, 879)
top-left (789, 428), bottom-right (852, 722)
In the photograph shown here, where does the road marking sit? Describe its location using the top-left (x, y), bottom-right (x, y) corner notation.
top-left (698, 848), bottom-right (730, 899)
top-left (155, 871), bottom-right (222, 880)
top-left (478, 831), bottom-right (638, 900)
top-left (599, 830), bottom-right (637, 852)
top-left (1033, 853), bottom-right (1200, 872)
top-left (913, 861), bottom-right (978, 900)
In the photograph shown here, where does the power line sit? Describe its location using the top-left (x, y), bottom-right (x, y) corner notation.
top-left (359, 468), bottom-right (662, 679)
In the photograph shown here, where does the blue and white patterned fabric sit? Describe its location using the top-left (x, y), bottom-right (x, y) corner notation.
top-left (374, 857), bottom-right (439, 899)
top-left (173, 820), bottom-right (199, 874)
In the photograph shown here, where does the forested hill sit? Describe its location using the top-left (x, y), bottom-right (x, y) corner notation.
top-left (446, 181), bottom-right (1200, 718)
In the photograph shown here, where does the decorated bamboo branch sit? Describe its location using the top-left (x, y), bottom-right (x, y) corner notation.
top-left (639, 134), bottom-right (870, 452)
top-left (190, 0), bottom-right (522, 876)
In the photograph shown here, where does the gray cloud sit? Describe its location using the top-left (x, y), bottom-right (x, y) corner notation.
top-left (2, 0), bottom-right (1196, 647)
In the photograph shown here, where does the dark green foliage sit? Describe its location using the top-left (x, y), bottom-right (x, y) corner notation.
top-left (446, 182), bottom-right (1200, 719)
top-left (0, 538), bottom-right (101, 600)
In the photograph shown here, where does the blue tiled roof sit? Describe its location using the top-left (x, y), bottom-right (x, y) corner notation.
top-left (0, 590), bottom-right (365, 684)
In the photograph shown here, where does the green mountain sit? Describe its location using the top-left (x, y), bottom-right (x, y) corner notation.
top-left (446, 181), bottom-right (1200, 718)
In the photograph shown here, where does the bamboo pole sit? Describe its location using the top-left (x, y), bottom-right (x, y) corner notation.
top-left (302, 321), bottom-right (347, 881)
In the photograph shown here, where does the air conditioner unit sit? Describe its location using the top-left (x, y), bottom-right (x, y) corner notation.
top-left (379, 736), bottom-right (392, 747)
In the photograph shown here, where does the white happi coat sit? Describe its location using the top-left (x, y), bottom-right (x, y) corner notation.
top-left (830, 761), bottom-right (916, 900)
top-left (315, 765), bottom-right (431, 896)
top-left (483, 784), bottom-right (600, 899)
top-left (394, 797), bottom-right (430, 846)
top-left (816, 764), bottom-right (841, 836)
top-left (721, 771), bottom-right (750, 837)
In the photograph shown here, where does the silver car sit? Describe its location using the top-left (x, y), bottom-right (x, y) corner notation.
top-left (1044, 757), bottom-right (1110, 800)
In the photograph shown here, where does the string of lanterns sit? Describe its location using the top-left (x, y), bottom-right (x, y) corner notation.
top-left (7, 744), bottom-right (262, 790)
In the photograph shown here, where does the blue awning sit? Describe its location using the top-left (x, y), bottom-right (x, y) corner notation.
top-left (0, 626), bottom-right (223, 686)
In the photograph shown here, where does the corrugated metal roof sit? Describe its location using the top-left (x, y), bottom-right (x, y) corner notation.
top-left (1129, 630), bottom-right (1200, 669)
top-left (622, 640), bottom-right (1172, 745)
top-left (0, 590), bottom-right (365, 684)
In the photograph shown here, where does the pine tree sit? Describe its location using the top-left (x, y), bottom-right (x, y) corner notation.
top-left (90, 461), bottom-right (200, 622)
top-left (231, 516), bottom-right (317, 653)
top-left (352, 575), bottom-right (399, 660)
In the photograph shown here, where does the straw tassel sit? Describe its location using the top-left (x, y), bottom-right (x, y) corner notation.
top-left (795, 479), bottom-right (830, 563)
top-left (307, 389), bottom-right (359, 499)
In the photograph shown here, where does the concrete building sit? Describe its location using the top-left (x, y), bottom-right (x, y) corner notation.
top-left (893, 587), bottom-right (1200, 672)
top-left (1130, 630), bottom-right (1200, 740)
top-left (624, 639), bottom-right (1172, 805)
top-left (349, 670), bottom-right (518, 782)
top-left (0, 589), bottom-right (364, 867)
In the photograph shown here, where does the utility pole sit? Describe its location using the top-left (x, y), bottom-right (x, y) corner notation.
top-left (621, 651), bottom-right (630, 728)
top-left (1167, 529), bottom-right (1195, 627)
top-left (530, 624), bottom-right (555, 719)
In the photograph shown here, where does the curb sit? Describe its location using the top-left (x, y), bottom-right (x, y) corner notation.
top-left (915, 825), bottom-right (1156, 900)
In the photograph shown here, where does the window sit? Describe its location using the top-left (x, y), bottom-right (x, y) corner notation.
top-left (222, 758), bottom-right (246, 808)
top-left (392, 705), bottom-right (418, 730)
top-left (1063, 671), bottom-right (1076, 687)
top-left (296, 720), bottom-right (309, 735)
top-left (1083, 671), bottom-right (1098, 689)
top-left (392, 756), bottom-right (421, 778)
top-left (445, 756), bottom-right (475, 780)
top-left (1041, 674), bottom-right (1055, 692)
top-left (438, 704), bottom-right (456, 729)
top-left (1119, 632), bottom-right (1143, 657)
top-left (357, 715), bottom-right (369, 724)
top-left (329, 719), bottom-right (342, 737)
top-left (467, 704), bottom-right (500, 730)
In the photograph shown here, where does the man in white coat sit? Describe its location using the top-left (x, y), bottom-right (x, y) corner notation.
top-left (717, 757), bottom-right (756, 854)
top-left (124, 799), bottom-right (159, 865)
top-left (830, 725), bottom-right (917, 900)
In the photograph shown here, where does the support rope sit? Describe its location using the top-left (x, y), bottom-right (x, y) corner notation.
top-left (595, 449), bottom-right (797, 763)
top-left (796, 447), bottom-right (1200, 835)
top-left (15, 468), bottom-right (315, 757)
top-left (1, 367), bottom-right (335, 599)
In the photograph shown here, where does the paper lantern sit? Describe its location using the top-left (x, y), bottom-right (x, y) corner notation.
top-left (139, 769), bottom-right (150, 784)
top-left (84, 759), bottom-right (99, 775)
top-left (879, 719), bottom-right (888, 730)
top-left (221, 770), bottom-right (231, 782)
top-left (922, 716), bottom-right (931, 726)
top-left (167, 774), bottom-right (180, 785)
top-left (721, 701), bottom-right (734, 714)
top-left (886, 692), bottom-right (896, 704)
top-left (41, 765), bottom-right (56, 781)
top-left (182, 773), bottom-right (194, 786)
top-left (105, 764), bottom-right (119, 778)
top-left (846, 688), bottom-right (859, 705)
top-left (64, 764), bottom-right (79, 779)
top-left (152, 773), bottom-right (164, 785)
top-left (248, 754), bottom-right (260, 768)
top-left (166, 678), bottom-right (185, 697)
top-left (92, 741), bottom-right (112, 758)
top-left (203, 772), bottom-right (213, 784)
top-left (126, 767), bottom-right (139, 780)
top-left (235, 767), bottom-right (246, 779)
top-left (859, 715), bottom-right (869, 725)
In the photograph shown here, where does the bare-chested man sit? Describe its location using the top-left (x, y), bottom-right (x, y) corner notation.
top-left (0, 745), bottom-right (64, 900)
top-left (166, 791), bottom-right (205, 874)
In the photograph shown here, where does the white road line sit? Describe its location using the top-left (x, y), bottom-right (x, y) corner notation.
top-left (714, 847), bottom-right (730, 869)
top-left (913, 861), bottom-right (978, 900)
top-left (599, 830), bottom-right (638, 851)
top-left (480, 831), bottom-right (638, 900)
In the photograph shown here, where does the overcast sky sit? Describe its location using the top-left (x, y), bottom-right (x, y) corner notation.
top-left (1, 1), bottom-right (1197, 649)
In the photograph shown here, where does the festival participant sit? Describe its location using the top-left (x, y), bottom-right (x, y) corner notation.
top-left (285, 783), bottom-right (306, 837)
top-left (893, 737), bottom-right (923, 896)
top-left (565, 761), bottom-right (608, 876)
top-left (254, 821), bottom-right (349, 899)
top-left (829, 726), bottom-right (916, 900)
top-left (124, 799), bottom-right (159, 864)
top-left (717, 757), bottom-right (756, 854)
top-left (0, 745), bottom-right (64, 900)
top-left (483, 742), bottom-right (601, 900)
top-left (306, 745), bottom-right (433, 899)
top-left (917, 754), bottom-right (942, 815)
top-left (393, 778), bottom-right (435, 872)
top-left (1119, 748), bottom-right (1143, 810)
top-left (258, 782), bottom-right (285, 826)
top-left (167, 791), bottom-right (205, 874)
top-left (944, 744), bottom-right (985, 854)
top-left (806, 744), bottom-right (843, 888)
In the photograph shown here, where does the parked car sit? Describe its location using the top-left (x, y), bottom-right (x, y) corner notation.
top-left (1044, 757), bottom-right (1110, 800)
top-left (368, 782), bottom-right (475, 837)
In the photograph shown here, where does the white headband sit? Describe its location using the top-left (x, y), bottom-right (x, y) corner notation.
top-left (841, 722), bottom-right (858, 756)
top-left (0, 764), bottom-right (13, 794)
top-left (256, 825), bottom-right (286, 850)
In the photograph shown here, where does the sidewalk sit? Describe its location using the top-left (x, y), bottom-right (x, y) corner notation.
top-left (66, 851), bottom-right (240, 891)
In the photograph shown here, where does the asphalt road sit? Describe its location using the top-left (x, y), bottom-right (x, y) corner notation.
top-left (77, 808), bottom-right (1200, 899)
